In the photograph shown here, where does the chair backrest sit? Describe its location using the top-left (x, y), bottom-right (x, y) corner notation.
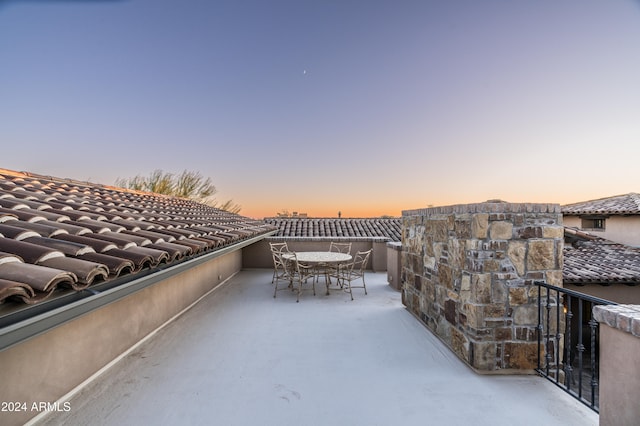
top-left (270, 243), bottom-right (289, 268)
top-left (291, 252), bottom-right (314, 278)
top-left (352, 249), bottom-right (372, 273)
top-left (329, 242), bottom-right (352, 254)
top-left (269, 242), bottom-right (288, 253)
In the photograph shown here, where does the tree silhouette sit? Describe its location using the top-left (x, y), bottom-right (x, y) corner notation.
top-left (116, 170), bottom-right (241, 213)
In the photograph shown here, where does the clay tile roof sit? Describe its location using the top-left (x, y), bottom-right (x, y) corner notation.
top-left (562, 193), bottom-right (640, 215)
top-left (563, 227), bottom-right (640, 285)
top-left (264, 217), bottom-right (402, 241)
top-left (0, 168), bottom-right (276, 307)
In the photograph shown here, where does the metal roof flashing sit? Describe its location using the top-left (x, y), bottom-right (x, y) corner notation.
top-left (0, 232), bottom-right (273, 351)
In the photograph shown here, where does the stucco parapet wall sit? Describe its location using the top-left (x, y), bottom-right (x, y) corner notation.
top-left (267, 236), bottom-right (391, 243)
top-left (593, 304), bottom-right (640, 337)
top-left (402, 202), bottom-right (561, 217)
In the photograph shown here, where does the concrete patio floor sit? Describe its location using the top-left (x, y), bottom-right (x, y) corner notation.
top-left (35, 269), bottom-right (597, 426)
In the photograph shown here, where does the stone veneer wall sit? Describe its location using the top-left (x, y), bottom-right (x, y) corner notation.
top-left (401, 202), bottom-right (563, 372)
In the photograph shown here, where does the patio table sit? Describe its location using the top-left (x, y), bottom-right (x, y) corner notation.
top-left (282, 251), bottom-right (352, 294)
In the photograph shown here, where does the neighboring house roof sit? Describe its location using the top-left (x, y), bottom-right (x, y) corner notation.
top-left (0, 168), bottom-right (275, 306)
top-left (264, 217), bottom-right (401, 242)
top-left (563, 227), bottom-right (640, 285)
top-left (562, 193), bottom-right (640, 215)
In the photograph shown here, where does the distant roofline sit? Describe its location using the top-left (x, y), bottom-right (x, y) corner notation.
top-left (561, 192), bottom-right (640, 215)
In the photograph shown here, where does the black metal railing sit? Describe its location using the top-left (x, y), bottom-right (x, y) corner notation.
top-left (535, 282), bottom-right (616, 412)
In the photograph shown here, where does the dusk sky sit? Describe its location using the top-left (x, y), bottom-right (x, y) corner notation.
top-left (1, 0), bottom-right (639, 219)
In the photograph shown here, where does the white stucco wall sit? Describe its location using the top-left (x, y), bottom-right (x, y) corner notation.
top-left (564, 215), bottom-right (640, 247)
top-left (0, 251), bottom-right (241, 426)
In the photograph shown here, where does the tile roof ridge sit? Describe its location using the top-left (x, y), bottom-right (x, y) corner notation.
top-left (564, 226), bottom-right (600, 241)
top-left (562, 192), bottom-right (640, 207)
top-left (0, 168), bottom-right (30, 179)
top-left (0, 168), bottom-right (180, 201)
top-left (561, 192), bottom-right (640, 215)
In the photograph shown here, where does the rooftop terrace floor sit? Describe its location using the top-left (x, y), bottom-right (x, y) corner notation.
top-left (36, 269), bottom-right (597, 426)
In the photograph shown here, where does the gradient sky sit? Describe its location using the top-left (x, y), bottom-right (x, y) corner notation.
top-left (1, 0), bottom-right (639, 219)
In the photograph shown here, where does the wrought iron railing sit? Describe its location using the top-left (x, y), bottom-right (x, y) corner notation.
top-left (535, 282), bottom-right (616, 412)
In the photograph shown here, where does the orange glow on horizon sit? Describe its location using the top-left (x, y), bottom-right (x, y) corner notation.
top-left (240, 202), bottom-right (406, 219)
top-left (236, 190), bottom-right (627, 220)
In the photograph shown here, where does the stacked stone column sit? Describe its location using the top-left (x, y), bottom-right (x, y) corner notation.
top-left (401, 202), bottom-right (563, 372)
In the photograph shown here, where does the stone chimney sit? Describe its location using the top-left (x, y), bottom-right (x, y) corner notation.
top-left (401, 201), bottom-right (563, 372)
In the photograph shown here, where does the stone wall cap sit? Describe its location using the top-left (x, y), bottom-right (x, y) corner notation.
top-left (593, 304), bottom-right (640, 337)
top-left (386, 241), bottom-right (402, 250)
top-left (402, 202), bottom-right (561, 216)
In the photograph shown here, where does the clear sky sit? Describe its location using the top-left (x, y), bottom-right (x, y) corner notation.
top-left (1, 0), bottom-right (639, 219)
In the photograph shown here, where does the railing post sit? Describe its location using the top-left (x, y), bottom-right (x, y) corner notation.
top-left (565, 294), bottom-right (573, 390)
top-left (545, 291), bottom-right (552, 376)
top-left (577, 300), bottom-right (584, 399)
top-left (555, 288), bottom-right (561, 382)
top-left (588, 317), bottom-right (598, 409)
top-left (537, 285), bottom-right (542, 371)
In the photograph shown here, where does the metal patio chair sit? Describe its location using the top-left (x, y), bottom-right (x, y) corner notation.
top-left (335, 249), bottom-right (372, 300)
top-left (324, 242), bottom-right (353, 285)
top-left (270, 242), bottom-right (290, 286)
top-left (288, 252), bottom-right (316, 302)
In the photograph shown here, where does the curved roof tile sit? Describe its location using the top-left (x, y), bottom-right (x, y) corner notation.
top-left (0, 263), bottom-right (77, 299)
top-left (0, 252), bottom-right (23, 265)
top-left (86, 233), bottom-right (140, 249)
top-left (0, 198), bottom-right (30, 210)
top-left (38, 220), bottom-right (92, 235)
top-left (78, 252), bottom-right (135, 277)
top-left (39, 257), bottom-right (109, 288)
top-left (122, 229), bottom-right (175, 244)
top-left (0, 238), bottom-right (65, 264)
top-left (0, 224), bottom-right (41, 240)
top-left (23, 236), bottom-right (95, 256)
top-left (53, 234), bottom-right (119, 253)
top-left (0, 278), bottom-right (35, 304)
top-left (148, 241), bottom-right (191, 260)
top-left (104, 248), bottom-right (154, 271)
top-left (5, 220), bottom-right (68, 238)
top-left (127, 246), bottom-right (171, 266)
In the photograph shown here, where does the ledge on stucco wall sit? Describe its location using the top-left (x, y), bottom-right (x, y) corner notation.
top-left (593, 304), bottom-right (640, 337)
